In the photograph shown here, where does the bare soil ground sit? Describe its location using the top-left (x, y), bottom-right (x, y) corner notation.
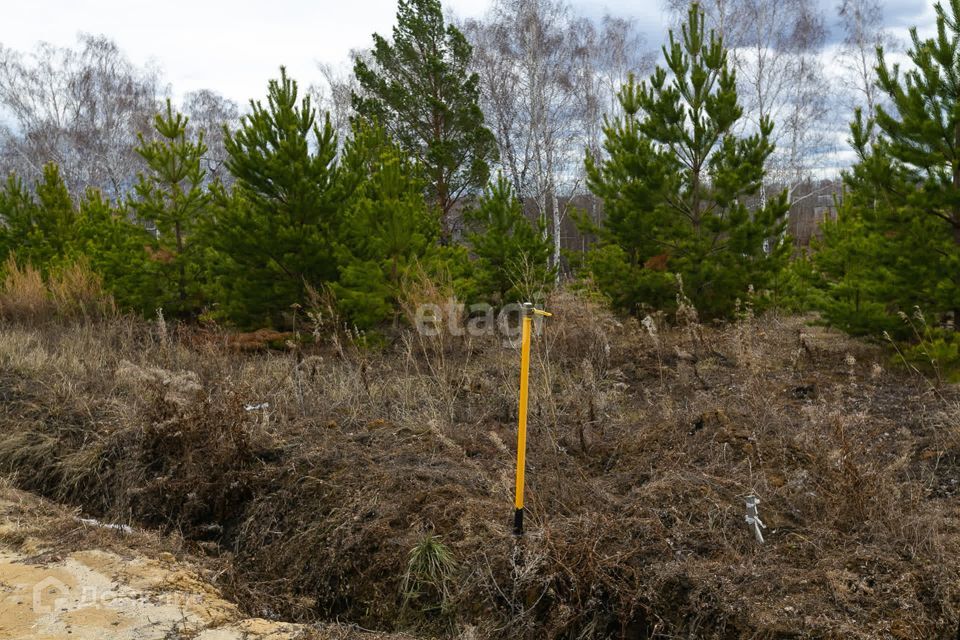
top-left (0, 485), bottom-right (408, 639)
top-left (0, 294), bottom-right (957, 638)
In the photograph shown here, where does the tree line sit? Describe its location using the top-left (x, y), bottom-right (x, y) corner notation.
top-left (0, 0), bottom-right (555, 329)
top-left (0, 0), bottom-right (957, 370)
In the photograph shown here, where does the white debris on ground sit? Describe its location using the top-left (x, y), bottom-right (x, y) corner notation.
top-left (75, 517), bottom-right (134, 534)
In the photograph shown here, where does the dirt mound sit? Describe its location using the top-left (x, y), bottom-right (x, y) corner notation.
top-left (0, 304), bottom-right (957, 638)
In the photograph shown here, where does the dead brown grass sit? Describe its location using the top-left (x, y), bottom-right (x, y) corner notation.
top-left (0, 291), bottom-right (957, 639)
top-left (0, 257), bottom-right (49, 320)
top-left (0, 256), bottom-right (115, 323)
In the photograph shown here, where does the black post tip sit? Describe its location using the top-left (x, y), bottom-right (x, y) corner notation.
top-left (513, 507), bottom-right (524, 536)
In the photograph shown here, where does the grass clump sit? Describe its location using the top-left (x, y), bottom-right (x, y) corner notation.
top-left (400, 535), bottom-right (457, 625)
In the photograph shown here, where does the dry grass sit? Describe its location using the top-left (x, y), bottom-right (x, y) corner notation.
top-left (0, 291), bottom-right (957, 639)
top-left (0, 257), bottom-right (49, 320)
top-left (47, 258), bottom-right (117, 320)
top-left (0, 256), bottom-right (115, 323)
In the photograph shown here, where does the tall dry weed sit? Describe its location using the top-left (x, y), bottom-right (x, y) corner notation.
top-left (0, 256), bottom-right (50, 321)
top-left (0, 256), bottom-right (115, 323)
top-left (48, 259), bottom-right (116, 321)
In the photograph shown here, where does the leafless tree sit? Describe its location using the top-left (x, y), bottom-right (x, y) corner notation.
top-left (763, 7), bottom-right (836, 202)
top-left (737, 2), bottom-right (816, 129)
top-left (573, 14), bottom-right (656, 161)
top-left (567, 14), bottom-right (655, 237)
top-left (663, 0), bottom-right (753, 58)
top-left (774, 47), bottom-right (835, 203)
top-left (462, 13), bottom-right (532, 197)
top-left (836, 0), bottom-right (895, 120)
top-left (182, 89), bottom-right (240, 182)
top-left (464, 0), bottom-right (577, 275)
top-left (0, 34), bottom-right (163, 198)
top-left (309, 55), bottom-right (363, 146)
top-left (464, 0), bottom-right (651, 277)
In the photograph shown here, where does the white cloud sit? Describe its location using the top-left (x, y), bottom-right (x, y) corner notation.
top-left (1, 0), bottom-right (489, 103)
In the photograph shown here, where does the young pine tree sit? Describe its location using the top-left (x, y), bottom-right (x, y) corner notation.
top-left (872, 0), bottom-right (960, 324)
top-left (32, 164), bottom-right (76, 269)
top-left (0, 165), bottom-right (76, 274)
top-left (464, 175), bottom-right (554, 305)
top-left (70, 190), bottom-right (159, 315)
top-left (584, 3), bottom-right (789, 318)
top-left (131, 100), bottom-right (210, 316)
top-left (810, 1), bottom-right (960, 336)
top-left (353, 0), bottom-right (497, 239)
top-left (209, 68), bottom-right (340, 328)
top-left (333, 120), bottom-right (440, 327)
top-left (806, 114), bottom-right (912, 335)
top-left (0, 173), bottom-right (38, 266)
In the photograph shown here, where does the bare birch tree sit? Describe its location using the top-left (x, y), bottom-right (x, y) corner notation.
top-left (663, 0), bottom-right (752, 59)
top-left (574, 14), bottom-right (656, 161)
top-left (465, 0), bottom-right (651, 277)
top-left (836, 0), bottom-right (895, 118)
top-left (309, 56), bottom-right (364, 145)
top-left (464, 0), bottom-right (578, 275)
top-left (0, 34), bottom-right (162, 197)
top-left (182, 89), bottom-right (240, 182)
top-left (766, 7), bottom-right (834, 202)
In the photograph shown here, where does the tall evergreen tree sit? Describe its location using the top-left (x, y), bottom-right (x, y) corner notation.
top-left (464, 175), bottom-right (554, 304)
top-left (209, 68), bottom-right (340, 327)
top-left (584, 3), bottom-right (789, 318)
top-left (131, 100), bottom-right (210, 316)
top-left (353, 0), bottom-right (497, 239)
top-left (874, 0), bottom-right (960, 321)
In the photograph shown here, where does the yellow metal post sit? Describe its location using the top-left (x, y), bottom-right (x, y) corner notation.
top-left (513, 303), bottom-right (551, 536)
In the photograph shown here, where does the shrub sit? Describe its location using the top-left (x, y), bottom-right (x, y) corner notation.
top-left (892, 308), bottom-right (960, 383)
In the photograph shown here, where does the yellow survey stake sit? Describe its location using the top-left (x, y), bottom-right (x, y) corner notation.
top-left (513, 303), bottom-right (550, 536)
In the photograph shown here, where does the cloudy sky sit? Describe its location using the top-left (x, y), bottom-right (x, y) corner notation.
top-left (0, 0), bottom-right (940, 105)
